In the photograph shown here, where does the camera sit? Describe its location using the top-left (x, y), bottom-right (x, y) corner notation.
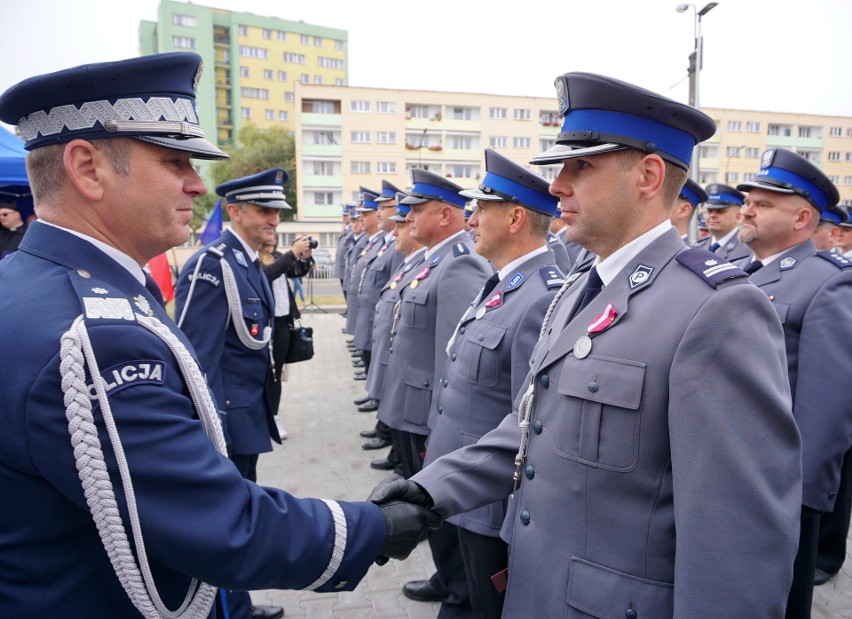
top-left (307, 236), bottom-right (319, 249)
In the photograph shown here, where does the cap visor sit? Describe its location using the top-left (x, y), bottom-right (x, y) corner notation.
top-left (704, 203), bottom-right (739, 210)
top-left (530, 143), bottom-right (625, 165)
top-left (355, 206), bottom-right (377, 213)
top-left (459, 187), bottom-right (505, 201)
top-left (135, 135), bottom-right (228, 160)
top-left (374, 195), bottom-right (394, 203)
top-left (400, 195), bottom-right (429, 205)
top-left (736, 181), bottom-right (796, 195)
top-left (388, 214), bottom-right (407, 222)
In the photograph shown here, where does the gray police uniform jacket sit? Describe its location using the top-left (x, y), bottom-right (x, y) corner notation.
top-left (414, 228), bottom-right (801, 618)
top-left (736, 240), bottom-right (852, 512)
top-left (569, 246), bottom-right (597, 276)
top-left (547, 231), bottom-right (573, 274)
top-left (365, 250), bottom-right (427, 401)
top-left (333, 226), bottom-right (352, 280)
top-left (377, 231), bottom-right (492, 435)
top-left (353, 238), bottom-right (404, 351)
top-left (342, 233), bottom-right (367, 294)
top-left (423, 251), bottom-right (563, 538)
top-left (346, 232), bottom-right (385, 336)
top-left (693, 233), bottom-right (751, 262)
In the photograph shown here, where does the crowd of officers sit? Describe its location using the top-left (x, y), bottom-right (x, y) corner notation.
top-left (1, 49), bottom-right (851, 619)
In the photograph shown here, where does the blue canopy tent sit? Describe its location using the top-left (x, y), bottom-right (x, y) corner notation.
top-left (0, 126), bottom-right (32, 219)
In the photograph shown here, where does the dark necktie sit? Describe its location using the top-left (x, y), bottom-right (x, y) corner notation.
top-left (744, 260), bottom-right (764, 275)
top-left (478, 273), bottom-right (500, 304)
top-left (571, 266), bottom-right (603, 319)
top-left (144, 272), bottom-right (166, 308)
top-left (709, 242), bottom-right (721, 253)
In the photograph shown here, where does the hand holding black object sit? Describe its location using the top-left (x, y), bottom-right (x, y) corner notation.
top-left (369, 478), bottom-right (434, 508)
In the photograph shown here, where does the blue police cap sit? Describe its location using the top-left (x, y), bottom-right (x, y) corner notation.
top-left (350, 208), bottom-right (362, 220)
top-left (737, 148), bottom-right (841, 216)
top-left (697, 214), bottom-right (708, 230)
top-left (703, 183), bottom-right (744, 209)
top-left (678, 178), bottom-right (708, 209)
top-left (840, 206), bottom-right (852, 229)
top-left (531, 72), bottom-right (716, 170)
top-left (461, 149), bottom-right (557, 216)
top-left (0, 52), bottom-right (225, 160)
top-left (464, 200), bottom-right (476, 220)
top-left (356, 187), bottom-right (380, 212)
top-left (389, 192), bottom-right (412, 222)
top-left (375, 180), bottom-right (403, 203)
top-left (400, 169), bottom-right (466, 208)
top-left (216, 168), bottom-right (291, 209)
top-left (342, 204), bottom-right (351, 216)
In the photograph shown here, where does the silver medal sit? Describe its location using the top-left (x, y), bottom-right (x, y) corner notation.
top-left (475, 306), bottom-right (487, 320)
top-left (574, 335), bottom-right (592, 359)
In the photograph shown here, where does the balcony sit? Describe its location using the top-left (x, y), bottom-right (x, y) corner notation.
top-left (302, 144), bottom-right (342, 157)
top-left (302, 113), bottom-right (341, 127)
top-left (304, 175), bottom-right (343, 188)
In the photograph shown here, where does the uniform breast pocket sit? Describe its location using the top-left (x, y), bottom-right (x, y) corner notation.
top-left (553, 355), bottom-right (645, 472)
top-left (242, 303), bottom-right (267, 333)
top-left (457, 322), bottom-right (506, 388)
top-left (566, 557), bottom-right (673, 619)
top-left (401, 288), bottom-right (429, 330)
top-left (770, 300), bottom-right (789, 324)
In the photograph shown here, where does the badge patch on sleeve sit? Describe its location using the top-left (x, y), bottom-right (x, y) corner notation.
top-left (88, 360), bottom-right (167, 398)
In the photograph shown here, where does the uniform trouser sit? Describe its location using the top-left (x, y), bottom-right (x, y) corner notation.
top-left (268, 315), bottom-right (292, 414)
top-left (457, 527), bottom-right (508, 619)
top-left (392, 429), bottom-right (428, 480)
top-left (785, 506), bottom-right (821, 619)
top-left (427, 522), bottom-right (473, 618)
top-left (362, 348), bottom-right (372, 375)
top-left (817, 446), bottom-right (852, 575)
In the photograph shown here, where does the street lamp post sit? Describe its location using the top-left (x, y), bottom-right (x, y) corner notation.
top-left (676, 1), bottom-right (718, 242)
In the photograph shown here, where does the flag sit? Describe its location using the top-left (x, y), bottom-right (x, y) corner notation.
top-left (147, 252), bottom-right (175, 303)
top-left (199, 199), bottom-right (223, 246)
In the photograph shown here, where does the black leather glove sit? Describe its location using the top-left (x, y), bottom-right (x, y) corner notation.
top-left (369, 478), bottom-right (434, 508)
top-left (376, 500), bottom-right (442, 565)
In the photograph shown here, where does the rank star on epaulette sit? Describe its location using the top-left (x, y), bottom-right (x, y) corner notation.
top-left (452, 243), bottom-right (469, 257)
top-left (91, 287), bottom-right (109, 295)
top-left (704, 259), bottom-right (718, 266)
top-left (133, 295), bottom-right (153, 316)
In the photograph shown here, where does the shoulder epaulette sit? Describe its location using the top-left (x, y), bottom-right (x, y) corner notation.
top-left (452, 242), bottom-right (470, 257)
top-left (206, 242), bottom-right (227, 258)
top-left (539, 265), bottom-right (566, 289)
top-left (675, 248), bottom-right (747, 288)
top-left (815, 250), bottom-right (852, 269)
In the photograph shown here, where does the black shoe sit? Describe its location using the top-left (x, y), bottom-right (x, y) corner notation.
top-left (350, 351), bottom-right (361, 358)
top-left (370, 458), bottom-right (395, 470)
top-left (362, 437), bottom-right (392, 450)
top-left (357, 399), bottom-right (379, 412)
top-left (360, 429), bottom-right (378, 438)
top-left (250, 605), bottom-right (284, 619)
top-left (814, 567), bottom-right (836, 586)
top-left (354, 395), bottom-right (371, 405)
top-left (352, 360), bottom-right (365, 368)
top-left (354, 372), bottom-right (367, 381)
top-left (402, 579), bottom-right (447, 603)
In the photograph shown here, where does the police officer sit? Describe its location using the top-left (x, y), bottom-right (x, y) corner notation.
top-left (548, 210), bottom-right (580, 272)
top-left (422, 148), bottom-right (564, 618)
top-left (342, 207), bottom-right (366, 321)
top-left (693, 183), bottom-right (750, 261)
top-left (345, 188), bottom-right (383, 348)
top-left (333, 203), bottom-right (353, 297)
top-left (810, 203), bottom-right (845, 252)
top-left (838, 207), bottom-right (852, 257)
top-left (0, 52), bottom-right (440, 618)
top-left (670, 178), bottom-right (708, 243)
top-left (376, 169), bottom-right (492, 613)
top-left (0, 201), bottom-right (28, 256)
top-left (734, 148), bottom-right (852, 618)
top-left (372, 72), bottom-right (801, 618)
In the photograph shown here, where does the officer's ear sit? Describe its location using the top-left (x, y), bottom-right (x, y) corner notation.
top-left (62, 139), bottom-right (105, 202)
top-left (636, 153), bottom-right (665, 202)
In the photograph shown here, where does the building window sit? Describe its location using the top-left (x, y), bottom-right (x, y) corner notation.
top-left (727, 120), bottom-right (742, 132)
top-left (350, 100), bottom-right (370, 112)
top-left (540, 111), bottom-right (560, 125)
top-left (768, 124), bottom-right (792, 137)
top-left (279, 110), bottom-right (289, 121)
top-left (408, 105), bottom-right (430, 118)
top-left (172, 36), bottom-right (196, 49)
top-left (828, 151), bottom-right (841, 161)
top-left (450, 135), bottom-right (472, 149)
top-left (311, 101), bottom-right (334, 113)
top-left (318, 57), bottom-right (345, 69)
top-left (489, 107), bottom-right (507, 119)
top-left (277, 31), bottom-right (287, 41)
top-left (300, 74), bottom-right (310, 84)
top-left (513, 137), bottom-right (531, 149)
top-left (452, 107), bottom-right (472, 120)
top-left (829, 175), bottom-right (840, 184)
top-left (746, 121), bottom-right (761, 132)
top-left (798, 126), bottom-right (818, 138)
top-left (300, 34), bottom-right (309, 45)
top-left (262, 28), bottom-right (272, 39)
top-left (335, 39), bottom-right (345, 50)
top-left (284, 92), bottom-right (294, 102)
top-left (238, 25), bottom-right (248, 36)
top-left (241, 87), bottom-right (269, 99)
top-left (313, 161), bottom-right (333, 175)
top-left (377, 101), bottom-right (397, 114)
top-left (313, 131), bottom-right (337, 145)
top-left (265, 109), bottom-right (274, 120)
top-left (376, 132), bottom-right (396, 144)
top-left (743, 172), bottom-right (757, 182)
top-left (284, 52), bottom-right (306, 64)
top-left (745, 147), bottom-right (760, 158)
top-left (263, 69), bottom-right (273, 80)
top-left (314, 192), bottom-right (335, 205)
top-left (377, 162), bottom-right (397, 174)
top-left (278, 70), bottom-right (287, 81)
top-left (314, 36), bottom-right (322, 46)
top-left (351, 161), bottom-right (371, 174)
top-left (351, 131), bottom-right (370, 144)
top-left (846, 153), bottom-right (852, 162)
top-left (172, 14), bottom-right (197, 27)
top-left (513, 108), bottom-right (531, 121)
top-left (699, 144), bottom-right (719, 158)
top-left (239, 46), bottom-right (268, 59)
top-left (241, 107), bottom-right (251, 119)
top-left (829, 127), bottom-right (843, 137)
top-left (845, 176), bottom-right (852, 186)
top-left (490, 136), bottom-right (507, 148)
top-left (448, 164), bottom-right (476, 178)
top-left (726, 146), bottom-right (744, 157)
top-left (538, 166), bottom-right (559, 181)
top-left (335, 78), bottom-right (344, 86)
top-left (540, 138), bottom-right (555, 151)
top-left (240, 66), bottom-right (250, 77)
top-left (847, 128), bottom-right (852, 138)
top-left (725, 172), bottom-right (740, 183)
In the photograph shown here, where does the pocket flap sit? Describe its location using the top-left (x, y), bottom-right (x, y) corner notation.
top-left (406, 287), bottom-right (430, 305)
top-left (403, 363), bottom-right (434, 390)
top-left (567, 557), bottom-right (673, 618)
top-left (465, 322), bottom-right (506, 350)
top-left (771, 301), bottom-right (789, 324)
top-left (223, 387), bottom-right (251, 409)
top-left (557, 355), bottom-right (645, 410)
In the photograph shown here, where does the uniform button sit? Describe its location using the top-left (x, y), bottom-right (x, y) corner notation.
top-left (520, 510), bottom-right (530, 525)
top-left (587, 381), bottom-right (599, 393)
top-left (533, 420), bottom-right (543, 434)
top-left (539, 374), bottom-right (550, 388)
top-left (451, 353), bottom-right (457, 361)
top-left (443, 379), bottom-right (448, 388)
top-left (334, 579), bottom-right (348, 590)
top-left (460, 327), bottom-right (466, 334)
top-left (525, 465), bottom-right (535, 480)
top-left (478, 334), bottom-right (484, 341)
top-left (423, 381), bottom-right (429, 388)
top-left (438, 406), bottom-right (443, 415)
top-left (625, 609), bottom-right (637, 619)
top-left (225, 400), bottom-right (231, 406)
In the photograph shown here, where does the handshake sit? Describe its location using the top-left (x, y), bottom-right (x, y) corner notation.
top-left (370, 477), bottom-right (443, 566)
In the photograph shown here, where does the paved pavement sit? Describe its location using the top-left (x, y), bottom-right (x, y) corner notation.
top-left (250, 310), bottom-right (852, 618)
